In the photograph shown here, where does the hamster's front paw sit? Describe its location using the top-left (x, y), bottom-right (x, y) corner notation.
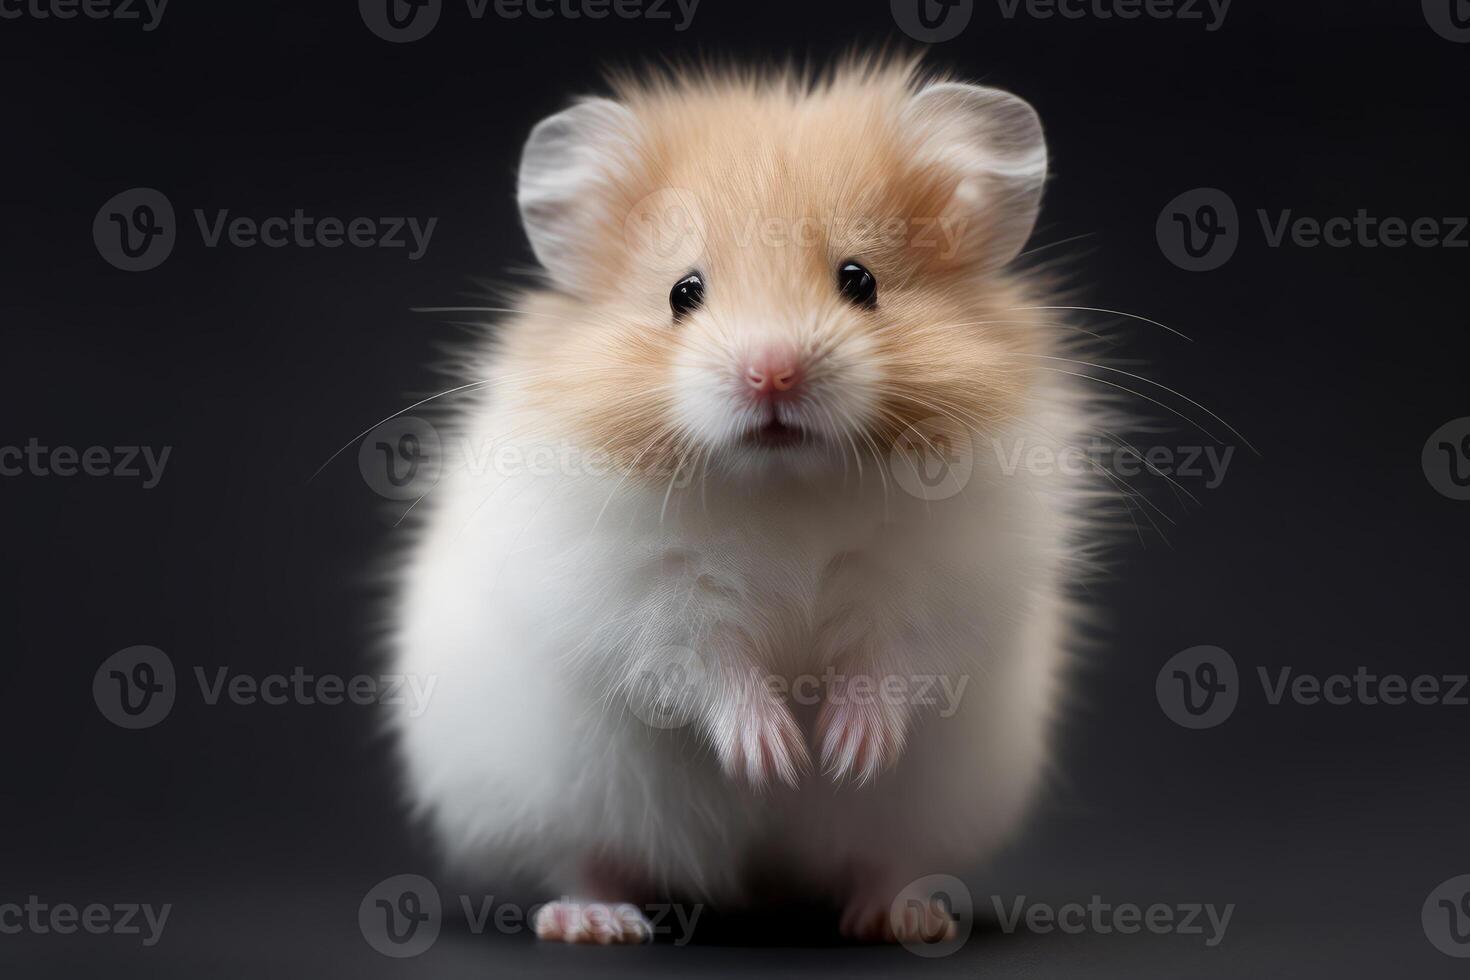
top-left (817, 681), bottom-right (910, 785)
top-left (708, 688), bottom-right (809, 789)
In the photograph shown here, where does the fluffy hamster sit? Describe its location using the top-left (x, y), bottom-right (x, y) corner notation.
top-left (389, 56), bottom-right (1107, 945)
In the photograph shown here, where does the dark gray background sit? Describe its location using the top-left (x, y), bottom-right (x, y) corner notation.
top-left (2, 0), bottom-right (1468, 976)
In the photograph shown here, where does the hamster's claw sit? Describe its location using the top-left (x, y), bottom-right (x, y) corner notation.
top-left (709, 693), bottom-right (809, 790)
top-left (817, 693), bottom-right (909, 785)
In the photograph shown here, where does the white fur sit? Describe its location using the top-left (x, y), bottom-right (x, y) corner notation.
top-left (389, 377), bottom-right (1094, 903)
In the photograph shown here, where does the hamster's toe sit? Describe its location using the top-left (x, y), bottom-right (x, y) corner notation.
top-left (840, 891), bottom-right (956, 945)
top-left (709, 692), bottom-right (809, 789)
top-left (533, 901), bottom-right (652, 945)
top-left (817, 692), bottom-right (908, 785)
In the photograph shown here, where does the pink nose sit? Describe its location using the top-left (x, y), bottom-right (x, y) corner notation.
top-left (744, 345), bottom-right (803, 400)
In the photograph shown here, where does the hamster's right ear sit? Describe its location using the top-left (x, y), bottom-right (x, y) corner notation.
top-left (904, 82), bottom-right (1048, 272)
top-left (517, 97), bottom-right (640, 293)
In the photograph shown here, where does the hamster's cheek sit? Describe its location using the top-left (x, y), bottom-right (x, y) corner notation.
top-left (668, 346), bottom-right (743, 449)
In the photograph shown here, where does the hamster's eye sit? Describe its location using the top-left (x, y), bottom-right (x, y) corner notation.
top-left (670, 273), bottom-right (705, 321)
top-left (837, 261), bottom-right (877, 309)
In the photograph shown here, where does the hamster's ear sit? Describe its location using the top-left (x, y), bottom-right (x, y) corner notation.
top-left (517, 97), bottom-right (639, 293)
top-left (905, 82), bottom-right (1048, 271)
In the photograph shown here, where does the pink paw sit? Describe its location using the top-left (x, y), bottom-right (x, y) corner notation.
top-left (533, 901), bottom-right (652, 945)
top-left (840, 892), bottom-right (957, 945)
top-left (709, 691), bottom-right (809, 789)
top-left (817, 686), bottom-right (909, 785)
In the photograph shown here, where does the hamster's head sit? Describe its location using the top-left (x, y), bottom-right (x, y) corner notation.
top-left (507, 60), bottom-right (1050, 487)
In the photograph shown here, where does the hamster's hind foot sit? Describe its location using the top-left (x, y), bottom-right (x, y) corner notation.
top-left (532, 901), bottom-right (652, 945)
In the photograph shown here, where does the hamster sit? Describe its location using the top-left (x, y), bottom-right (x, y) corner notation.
top-left (389, 56), bottom-right (1108, 945)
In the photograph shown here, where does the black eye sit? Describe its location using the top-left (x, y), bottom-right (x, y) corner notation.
top-left (670, 273), bottom-right (705, 321)
top-left (837, 261), bottom-right (877, 309)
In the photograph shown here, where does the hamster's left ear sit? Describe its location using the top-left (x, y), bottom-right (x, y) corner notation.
top-left (517, 97), bottom-right (639, 293)
top-left (904, 82), bottom-right (1048, 271)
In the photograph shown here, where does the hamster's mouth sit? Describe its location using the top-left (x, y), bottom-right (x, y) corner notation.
top-left (741, 418), bottom-right (815, 450)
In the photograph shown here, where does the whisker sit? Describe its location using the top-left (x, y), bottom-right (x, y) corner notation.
top-left (1015, 353), bottom-right (1257, 455)
top-left (309, 378), bottom-right (498, 483)
top-left (1007, 305), bottom-right (1193, 343)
